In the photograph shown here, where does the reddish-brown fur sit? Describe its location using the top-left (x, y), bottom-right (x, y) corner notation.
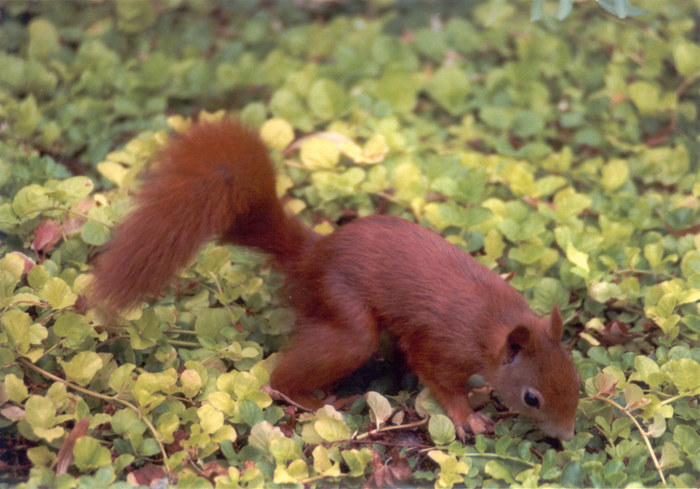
top-left (91, 118), bottom-right (580, 440)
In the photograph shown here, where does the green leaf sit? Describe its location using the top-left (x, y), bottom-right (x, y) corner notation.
top-left (532, 277), bottom-right (569, 314)
top-left (269, 436), bottom-right (302, 465)
top-left (115, 0), bottom-right (156, 33)
top-left (673, 41), bottom-right (700, 77)
top-left (194, 308), bottom-right (230, 341)
top-left (485, 460), bottom-right (514, 484)
top-left (55, 177), bottom-right (94, 203)
top-left (511, 110), bottom-right (544, 138)
top-left (426, 66), bottom-right (470, 116)
top-left (673, 425), bottom-right (700, 458)
top-left (659, 441), bottom-right (682, 470)
top-left (109, 364), bottom-right (136, 395)
top-left (27, 18), bottom-right (60, 60)
top-left (0, 203), bottom-right (21, 233)
top-left (132, 369), bottom-right (176, 412)
top-left (42, 277), bottom-right (77, 309)
top-left (662, 358), bottom-right (700, 393)
top-left (180, 368), bottom-right (202, 398)
top-left (80, 220), bottom-right (111, 246)
top-left (58, 351), bottom-right (103, 386)
top-left (533, 175), bottom-right (567, 198)
top-left (560, 460), bottom-right (583, 487)
top-left (553, 188), bottom-right (591, 220)
top-left (502, 162), bottom-right (535, 196)
top-left (12, 96), bottom-right (42, 138)
top-left (314, 417), bottom-right (351, 442)
top-left (312, 446), bottom-right (341, 476)
top-left (629, 81), bottom-right (660, 115)
top-left (588, 281), bottom-right (622, 303)
top-left (273, 459), bottom-right (309, 484)
top-left (198, 404), bottom-right (224, 434)
top-left (308, 79), bottom-right (349, 121)
top-left (4, 374), bottom-right (29, 403)
top-left (13, 184), bottom-right (51, 220)
top-left (341, 448), bottom-right (373, 477)
top-left (249, 421), bottom-right (285, 455)
top-left (2, 309), bottom-right (33, 353)
top-left (509, 243), bottom-right (545, 265)
top-left (239, 399), bottom-right (264, 427)
top-left (111, 408), bottom-right (147, 436)
top-left (25, 395), bottom-right (63, 442)
top-left (1, 253), bottom-right (25, 283)
top-left (53, 313), bottom-right (92, 349)
top-left (270, 88), bottom-right (312, 131)
top-left (481, 106), bottom-right (513, 131)
top-left (73, 436), bottom-right (112, 471)
top-left (633, 356), bottom-right (668, 388)
top-left (601, 159), bottom-right (629, 191)
top-left (372, 70), bottom-right (420, 113)
top-left (428, 414), bottom-right (456, 445)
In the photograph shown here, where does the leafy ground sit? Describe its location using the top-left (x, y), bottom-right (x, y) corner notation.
top-left (1, 1), bottom-right (699, 487)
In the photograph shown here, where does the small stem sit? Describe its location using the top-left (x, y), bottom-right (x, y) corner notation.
top-left (209, 272), bottom-right (239, 323)
top-left (589, 395), bottom-right (665, 485)
top-left (166, 339), bottom-right (201, 347)
top-left (354, 419), bottom-right (428, 441)
top-left (658, 393), bottom-right (692, 406)
top-left (17, 206), bottom-right (112, 227)
top-left (463, 453), bottom-right (536, 468)
top-left (373, 191), bottom-right (407, 207)
top-left (417, 447), bottom-right (537, 468)
top-left (19, 357), bottom-right (170, 466)
top-left (612, 268), bottom-right (675, 280)
top-left (676, 72), bottom-right (700, 97)
top-left (167, 328), bottom-right (198, 336)
top-left (301, 473), bottom-right (345, 484)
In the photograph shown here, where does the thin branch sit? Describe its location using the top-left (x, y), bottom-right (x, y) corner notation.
top-left (354, 419), bottom-right (428, 441)
top-left (587, 395), bottom-right (665, 485)
top-left (17, 206), bottom-right (112, 227)
top-left (19, 358), bottom-right (170, 467)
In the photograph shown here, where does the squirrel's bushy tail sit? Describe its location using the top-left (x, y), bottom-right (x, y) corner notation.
top-left (91, 117), bottom-right (314, 312)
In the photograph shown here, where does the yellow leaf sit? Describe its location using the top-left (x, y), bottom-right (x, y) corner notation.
top-left (198, 110), bottom-right (226, 123)
top-left (566, 241), bottom-right (590, 272)
top-left (601, 159), bottom-right (629, 191)
top-left (300, 137), bottom-right (340, 170)
top-left (313, 221), bottom-right (335, 235)
top-left (167, 115), bottom-right (191, 133)
top-left (260, 118), bottom-right (295, 151)
top-left (97, 161), bottom-right (128, 187)
top-left (360, 134), bottom-right (389, 164)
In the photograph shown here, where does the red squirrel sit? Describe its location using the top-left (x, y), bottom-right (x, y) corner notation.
top-left (91, 117), bottom-right (580, 441)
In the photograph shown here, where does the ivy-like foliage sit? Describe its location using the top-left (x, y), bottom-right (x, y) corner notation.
top-left (0, 1), bottom-right (699, 488)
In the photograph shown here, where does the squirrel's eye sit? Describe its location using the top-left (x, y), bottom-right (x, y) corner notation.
top-left (524, 390), bottom-right (540, 409)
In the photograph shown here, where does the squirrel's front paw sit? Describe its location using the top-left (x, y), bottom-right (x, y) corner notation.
top-left (466, 411), bottom-right (495, 435)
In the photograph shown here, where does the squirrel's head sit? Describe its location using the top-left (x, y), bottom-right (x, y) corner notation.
top-left (491, 306), bottom-right (580, 441)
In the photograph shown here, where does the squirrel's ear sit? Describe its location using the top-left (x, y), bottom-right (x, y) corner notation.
top-left (549, 306), bottom-right (563, 342)
top-left (501, 325), bottom-right (532, 364)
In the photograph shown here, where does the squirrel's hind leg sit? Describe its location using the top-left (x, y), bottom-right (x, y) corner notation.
top-left (270, 310), bottom-right (379, 410)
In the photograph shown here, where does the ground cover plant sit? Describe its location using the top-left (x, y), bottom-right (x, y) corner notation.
top-left (0, 0), bottom-right (699, 487)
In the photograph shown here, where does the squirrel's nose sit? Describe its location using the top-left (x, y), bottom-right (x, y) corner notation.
top-left (541, 422), bottom-right (574, 441)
